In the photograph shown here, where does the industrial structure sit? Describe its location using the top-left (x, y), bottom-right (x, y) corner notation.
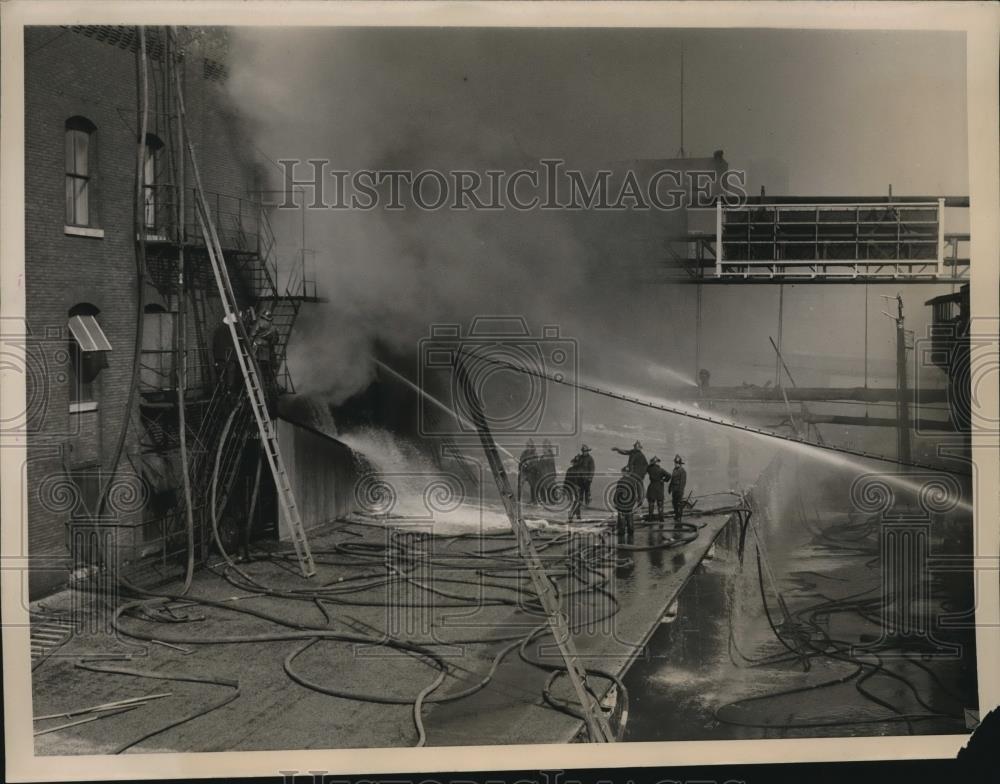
top-left (679, 195), bottom-right (970, 284)
top-left (673, 193), bottom-right (973, 462)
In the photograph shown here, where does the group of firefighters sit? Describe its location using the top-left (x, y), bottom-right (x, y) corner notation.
top-left (518, 439), bottom-right (688, 540)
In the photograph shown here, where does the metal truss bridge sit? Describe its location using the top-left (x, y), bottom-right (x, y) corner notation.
top-left (677, 196), bottom-right (970, 284)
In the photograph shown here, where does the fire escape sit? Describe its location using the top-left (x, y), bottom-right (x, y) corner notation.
top-left (125, 29), bottom-right (320, 583)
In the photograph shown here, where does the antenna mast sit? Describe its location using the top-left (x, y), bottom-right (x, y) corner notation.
top-left (677, 41), bottom-right (686, 158)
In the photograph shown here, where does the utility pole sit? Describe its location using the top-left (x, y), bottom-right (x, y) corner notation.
top-left (863, 283), bottom-right (869, 389)
top-left (882, 293), bottom-right (912, 465)
top-left (694, 280), bottom-right (702, 382)
top-left (775, 284), bottom-right (784, 388)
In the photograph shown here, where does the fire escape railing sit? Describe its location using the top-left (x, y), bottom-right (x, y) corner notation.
top-left (141, 182), bottom-right (317, 394)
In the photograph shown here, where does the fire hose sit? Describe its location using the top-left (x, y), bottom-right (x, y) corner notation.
top-left (475, 355), bottom-right (971, 476)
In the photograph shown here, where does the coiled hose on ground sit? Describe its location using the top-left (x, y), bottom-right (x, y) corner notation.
top-left (68, 497), bottom-right (744, 750)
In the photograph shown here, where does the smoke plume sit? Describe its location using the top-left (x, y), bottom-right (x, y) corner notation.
top-left (226, 27), bottom-right (693, 407)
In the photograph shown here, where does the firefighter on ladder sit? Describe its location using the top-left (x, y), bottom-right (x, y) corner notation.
top-left (213, 307), bottom-right (257, 398)
top-left (251, 309), bottom-right (279, 414)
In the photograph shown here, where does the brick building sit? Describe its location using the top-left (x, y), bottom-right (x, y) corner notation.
top-left (23, 26), bottom-right (285, 598)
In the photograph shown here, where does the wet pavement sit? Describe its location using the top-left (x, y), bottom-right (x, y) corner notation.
top-left (31, 500), bottom-right (738, 753)
top-left (622, 489), bottom-right (978, 741)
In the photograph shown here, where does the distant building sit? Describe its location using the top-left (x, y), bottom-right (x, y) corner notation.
top-left (924, 283), bottom-right (971, 432)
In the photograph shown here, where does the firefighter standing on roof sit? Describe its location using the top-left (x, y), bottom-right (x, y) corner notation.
top-left (575, 444), bottom-right (594, 506)
top-left (670, 454), bottom-right (688, 522)
top-left (563, 447), bottom-right (590, 522)
top-left (612, 440), bottom-right (648, 509)
top-left (613, 465), bottom-right (642, 543)
top-left (645, 456), bottom-right (670, 522)
top-left (537, 439), bottom-right (558, 505)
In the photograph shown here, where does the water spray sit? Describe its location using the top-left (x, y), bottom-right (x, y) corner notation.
top-left (372, 358), bottom-right (514, 459)
top-left (474, 356), bottom-right (971, 479)
top-left (642, 360), bottom-right (700, 388)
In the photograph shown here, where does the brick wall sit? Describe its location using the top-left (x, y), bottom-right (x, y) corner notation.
top-left (24, 27), bottom-right (260, 597)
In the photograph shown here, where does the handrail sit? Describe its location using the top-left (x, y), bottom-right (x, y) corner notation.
top-left (707, 196), bottom-right (970, 280)
top-left (724, 201), bottom-right (942, 210)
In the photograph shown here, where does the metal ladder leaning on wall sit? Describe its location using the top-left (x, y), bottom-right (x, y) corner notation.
top-left (172, 51), bottom-right (316, 579)
top-left (455, 350), bottom-right (615, 743)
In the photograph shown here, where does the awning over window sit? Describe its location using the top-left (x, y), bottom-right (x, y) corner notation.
top-left (68, 315), bottom-right (112, 352)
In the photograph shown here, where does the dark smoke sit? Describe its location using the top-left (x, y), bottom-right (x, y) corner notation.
top-left (226, 27), bottom-right (696, 408)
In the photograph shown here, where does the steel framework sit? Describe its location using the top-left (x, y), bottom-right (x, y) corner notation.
top-left (676, 196), bottom-right (970, 283)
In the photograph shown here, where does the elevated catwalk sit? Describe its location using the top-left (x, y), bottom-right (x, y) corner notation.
top-left (677, 196), bottom-right (970, 283)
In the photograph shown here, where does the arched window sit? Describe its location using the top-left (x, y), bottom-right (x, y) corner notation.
top-left (143, 133), bottom-right (165, 230)
top-left (67, 303), bottom-right (111, 410)
top-left (65, 117), bottom-right (96, 226)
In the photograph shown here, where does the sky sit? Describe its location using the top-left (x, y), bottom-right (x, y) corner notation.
top-left (227, 26), bottom-right (969, 399)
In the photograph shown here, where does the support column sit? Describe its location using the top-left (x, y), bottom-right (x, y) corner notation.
top-left (715, 199), bottom-right (723, 277)
top-left (883, 293), bottom-right (912, 465)
top-left (936, 197), bottom-right (946, 278)
top-left (694, 282), bottom-right (703, 382)
top-left (896, 310), bottom-right (912, 464)
top-left (775, 284), bottom-right (784, 388)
